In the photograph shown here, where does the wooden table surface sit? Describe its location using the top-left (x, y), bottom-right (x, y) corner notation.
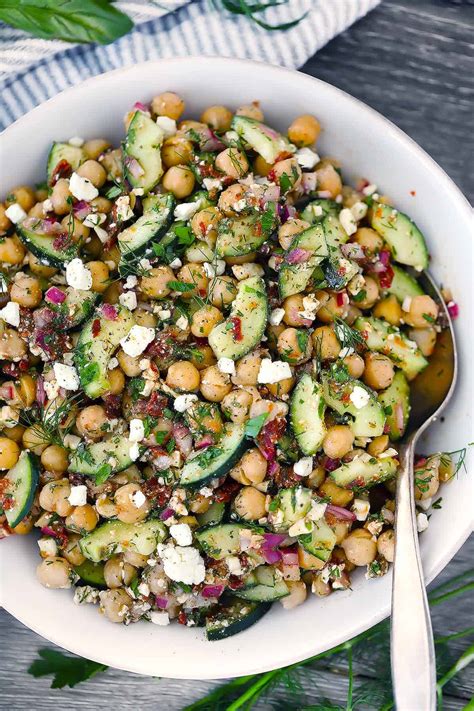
top-left (1, 0), bottom-right (473, 708)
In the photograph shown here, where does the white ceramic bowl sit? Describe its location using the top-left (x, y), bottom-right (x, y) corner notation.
top-left (0, 57), bottom-right (472, 680)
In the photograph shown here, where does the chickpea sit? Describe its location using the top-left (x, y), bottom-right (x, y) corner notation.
top-left (83, 138), bottom-right (111, 160)
top-left (367, 435), bottom-right (390, 457)
top-left (162, 165), bottom-right (195, 198)
top-left (277, 218), bottom-right (310, 250)
top-left (37, 557), bottom-right (73, 589)
top-left (77, 159), bottom-right (107, 188)
top-left (176, 263), bottom-right (208, 300)
top-left (353, 227), bottom-right (383, 254)
top-left (236, 102), bottom-right (264, 121)
top-left (86, 261), bottom-right (110, 293)
top-left (100, 148), bottom-right (123, 181)
top-left (115, 350), bottom-right (142, 378)
top-left (191, 305), bottom-right (223, 337)
top-left (0, 437), bottom-right (20, 469)
top-left (233, 351), bottom-right (261, 386)
top-left (104, 555), bottom-right (136, 589)
top-left (315, 163), bottom-right (342, 198)
top-left (200, 365), bottom-right (232, 402)
top-left (404, 295), bottom-right (439, 329)
top-left (123, 550), bottom-right (148, 567)
top-left (414, 458), bottom-right (440, 500)
top-left (319, 478), bottom-right (354, 507)
top-left (288, 114), bottom-right (321, 147)
top-left (208, 275), bottom-right (237, 308)
top-left (29, 202), bottom-right (45, 218)
top-left (315, 290), bottom-right (348, 323)
top-left (332, 520), bottom-right (351, 545)
top-left (103, 367), bottom-right (125, 396)
top-left (279, 580), bottom-right (306, 609)
top-left (373, 295), bottom-right (402, 326)
top-left (6, 185), bottom-right (35, 212)
top-left (221, 389), bottom-right (253, 423)
top-left (100, 588), bottom-right (133, 623)
top-left (60, 214), bottom-right (90, 243)
top-left (271, 158), bottom-right (302, 192)
top-left (363, 353), bottom-right (395, 390)
top-left (377, 529), bottom-right (395, 562)
top-left (323, 426), bottom-right (354, 459)
top-left (18, 374), bottom-right (36, 408)
top-left (65, 504), bottom-right (99, 534)
top-left (134, 309), bottom-right (157, 329)
top-left (22, 426), bottom-right (48, 454)
top-left (189, 344), bottom-right (216, 371)
top-left (50, 178), bottom-right (72, 215)
top-left (151, 92), bottom-right (185, 120)
top-left (76, 405), bottom-right (108, 441)
top-left (4, 424), bottom-right (25, 444)
top-left (62, 533), bottom-right (86, 566)
top-left (0, 235), bottom-right (26, 265)
top-left (341, 528), bottom-right (377, 566)
top-left (343, 353), bottom-right (365, 379)
top-left (218, 184), bottom-right (246, 216)
top-left (277, 327), bottom-right (312, 364)
top-left (11, 275), bottom-right (42, 308)
top-left (95, 494), bottom-right (118, 519)
top-left (190, 207), bottom-right (222, 244)
top-left (0, 203), bottom-right (12, 234)
top-left (39, 479), bottom-right (73, 516)
top-left (166, 360), bottom-right (201, 392)
top-left (266, 376), bottom-right (295, 398)
top-left (240, 448), bottom-right (267, 485)
top-left (139, 265), bottom-right (175, 300)
top-left (200, 105), bottom-right (233, 131)
top-left (233, 486), bottom-right (267, 521)
top-left (41, 444), bottom-right (69, 473)
top-left (408, 327), bottom-right (437, 357)
top-left (215, 147), bottom-right (249, 179)
top-left (312, 573), bottom-right (332, 597)
top-left (354, 276), bottom-right (379, 309)
top-left (306, 465), bottom-right (325, 490)
top-left (162, 136), bottom-right (194, 168)
top-left (253, 154), bottom-right (273, 177)
top-left (115, 483), bottom-right (150, 523)
top-left (312, 325), bottom-right (341, 361)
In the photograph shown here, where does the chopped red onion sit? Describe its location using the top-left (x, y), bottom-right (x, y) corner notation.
top-left (36, 376), bottom-right (46, 406)
top-left (160, 507), bottom-right (174, 521)
top-left (301, 172), bottom-right (317, 193)
top-left (201, 584), bottom-right (225, 599)
top-left (262, 547), bottom-right (282, 564)
top-left (154, 595), bottom-right (169, 609)
top-left (124, 155), bottom-right (144, 178)
top-left (379, 249), bottom-right (391, 267)
top-left (40, 526), bottom-right (58, 537)
top-left (278, 204), bottom-right (296, 223)
top-left (286, 248), bottom-right (312, 265)
top-left (73, 200), bottom-right (91, 220)
top-left (195, 434), bottom-right (213, 450)
top-left (261, 184), bottom-right (280, 204)
top-left (133, 101), bottom-right (149, 113)
top-left (101, 303), bottom-right (118, 320)
top-left (323, 456), bottom-right (341, 472)
top-left (154, 455), bottom-right (172, 471)
top-left (341, 243), bottom-right (365, 261)
top-left (200, 128), bottom-right (225, 152)
top-left (281, 546), bottom-right (299, 565)
top-left (326, 504), bottom-right (356, 521)
top-left (263, 533), bottom-right (286, 547)
top-left (0, 383), bottom-right (15, 401)
top-left (45, 286), bottom-right (66, 305)
top-left (173, 422), bottom-right (193, 457)
top-left (22, 216), bottom-right (62, 235)
top-left (447, 301), bottom-right (459, 319)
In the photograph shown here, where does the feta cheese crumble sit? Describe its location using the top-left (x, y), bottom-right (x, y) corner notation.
top-left (339, 208), bottom-right (358, 236)
top-left (68, 136), bottom-right (84, 147)
top-left (202, 178), bottom-right (222, 192)
top-left (155, 116), bottom-right (177, 137)
top-left (124, 275), bottom-right (138, 289)
top-left (173, 393), bottom-right (198, 413)
top-left (294, 456), bottom-right (313, 478)
top-left (349, 385), bottom-right (370, 409)
top-left (170, 523), bottom-right (193, 547)
top-left (0, 301), bottom-right (20, 327)
top-left (169, 257), bottom-right (182, 269)
top-left (416, 512), bottom-right (429, 533)
top-left (217, 357), bottom-right (236, 375)
top-left (150, 611), bottom-right (170, 626)
top-left (131, 490), bottom-right (146, 508)
top-left (38, 537), bottom-right (58, 557)
top-left (116, 195), bottom-right (134, 222)
top-left (120, 325), bottom-right (155, 357)
top-left (257, 358), bottom-right (292, 384)
top-left (296, 147), bottom-right (320, 169)
top-left (68, 485), bottom-right (88, 506)
top-left (350, 201), bottom-right (368, 221)
top-left (352, 498), bottom-right (370, 521)
top-left (53, 363), bottom-right (80, 390)
top-left (402, 296), bottom-right (412, 312)
top-left (174, 201), bottom-right (201, 221)
top-left (175, 315), bottom-right (189, 331)
top-left (119, 290), bottom-right (138, 311)
top-left (5, 203), bottom-right (27, 224)
top-left (129, 418), bottom-right (145, 443)
top-left (157, 543), bottom-right (206, 585)
top-left (69, 172), bottom-right (99, 201)
top-left (362, 183), bottom-right (377, 196)
top-left (66, 258), bottom-right (93, 291)
top-left (269, 308), bottom-right (285, 326)
top-left (129, 442), bottom-right (141, 462)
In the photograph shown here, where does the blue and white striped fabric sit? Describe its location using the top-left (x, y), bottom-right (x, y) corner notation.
top-left (0, 0), bottom-right (379, 131)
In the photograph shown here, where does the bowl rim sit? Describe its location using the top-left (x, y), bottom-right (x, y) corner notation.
top-left (1, 55), bottom-right (472, 680)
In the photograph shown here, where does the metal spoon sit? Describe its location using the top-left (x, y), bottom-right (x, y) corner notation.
top-left (391, 270), bottom-right (457, 711)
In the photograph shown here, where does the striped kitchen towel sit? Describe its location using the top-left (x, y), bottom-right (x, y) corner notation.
top-left (0, 0), bottom-right (380, 130)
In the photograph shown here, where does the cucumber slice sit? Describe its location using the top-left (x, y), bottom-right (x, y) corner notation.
top-left (196, 522), bottom-right (252, 559)
top-left (118, 193), bottom-right (175, 264)
top-left (300, 199), bottom-right (340, 224)
top-left (353, 316), bottom-right (428, 380)
top-left (2, 451), bottom-right (39, 528)
top-left (75, 305), bottom-right (135, 398)
top-left (123, 111), bottom-right (164, 194)
top-left (321, 257), bottom-right (360, 291)
top-left (47, 142), bottom-right (85, 183)
top-left (330, 455), bottom-right (398, 489)
top-left (270, 487), bottom-right (313, 532)
top-left (322, 214), bottom-right (351, 249)
top-left (321, 371), bottom-right (386, 438)
top-left (290, 374), bottom-right (326, 455)
top-left (298, 519), bottom-right (337, 562)
top-left (231, 115), bottom-right (291, 164)
top-left (208, 276), bottom-right (267, 360)
top-left (197, 501), bottom-right (226, 527)
top-left (74, 559), bottom-right (106, 588)
top-left (278, 223), bottom-right (328, 299)
top-left (180, 423), bottom-right (248, 488)
top-left (80, 520), bottom-right (167, 562)
top-left (69, 435), bottom-right (135, 480)
top-left (235, 580), bottom-right (289, 602)
top-left (370, 202), bottom-right (428, 270)
top-left (378, 370), bottom-right (411, 441)
top-left (386, 265), bottom-right (424, 301)
top-left (17, 221), bottom-right (79, 268)
top-left (48, 287), bottom-right (97, 329)
top-left (216, 206), bottom-right (277, 257)
top-left (205, 598), bottom-right (270, 641)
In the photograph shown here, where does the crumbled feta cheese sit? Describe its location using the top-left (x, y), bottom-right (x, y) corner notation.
top-left (0, 301), bottom-right (20, 327)
top-left (347, 273), bottom-right (366, 296)
top-left (296, 147), bottom-right (320, 169)
top-left (157, 309), bottom-right (171, 321)
top-left (157, 543), bottom-right (206, 585)
top-left (362, 183), bottom-right (377, 196)
top-left (44, 379), bottom-right (60, 401)
top-left (379, 447), bottom-right (399, 459)
top-left (203, 262), bottom-right (216, 278)
top-left (94, 225), bottom-right (109, 243)
top-left (139, 358), bottom-right (150, 371)
top-left (257, 358), bottom-right (292, 384)
top-left (174, 201), bottom-right (201, 221)
top-left (175, 315), bottom-right (189, 331)
top-left (339, 347), bottom-right (355, 358)
top-left (269, 308), bottom-right (285, 326)
top-left (299, 293), bottom-right (320, 321)
top-left (169, 257), bottom-right (182, 269)
top-left (231, 263), bottom-right (264, 280)
top-left (155, 115), bottom-right (177, 137)
top-left (63, 433), bottom-right (81, 450)
top-left (38, 537), bottom-right (58, 557)
top-left (68, 485), bottom-right (88, 506)
top-left (131, 489), bottom-right (146, 508)
top-left (349, 385), bottom-right (370, 409)
top-left (129, 442), bottom-right (141, 462)
top-left (199, 486), bottom-right (213, 498)
top-left (66, 258), bottom-right (93, 290)
top-left (124, 275), bottom-right (138, 289)
top-left (69, 172), bottom-right (99, 201)
top-left (294, 456), bottom-right (313, 478)
top-left (352, 498), bottom-right (370, 521)
top-left (68, 136), bottom-right (84, 147)
top-left (108, 357), bottom-right (119, 370)
top-left (115, 195), bottom-right (134, 222)
top-left (42, 198), bottom-right (54, 214)
top-left (150, 611), bottom-right (170, 626)
top-left (173, 393), bottom-right (198, 413)
top-left (202, 178), bottom-right (222, 192)
top-left (226, 556), bottom-right (243, 576)
top-left (402, 296), bottom-right (412, 312)
top-left (233, 198), bottom-right (247, 212)
top-left (74, 586), bottom-right (100, 605)
top-left (137, 582), bottom-right (150, 597)
top-left (53, 363), bottom-right (80, 390)
top-left (129, 418), bottom-right (145, 443)
top-left (418, 498), bottom-right (432, 511)
top-left (120, 325), bottom-right (155, 357)
top-left (367, 519), bottom-right (384, 536)
top-left (217, 357), bottom-right (236, 375)
top-left (308, 500), bottom-right (327, 521)
top-left (311, 204), bottom-right (323, 217)
top-left (119, 290), bottom-right (138, 311)
top-left (139, 258), bottom-right (152, 272)
top-left (83, 212), bottom-right (106, 229)
top-left (5, 203), bottom-right (27, 224)
top-left (0, 405), bottom-right (19, 428)
top-left (350, 201), bottom-right (368, 221)
top-left (215, 259), bottom-right (226, 276)
top-left (170, 523), bottom-right (193, 547)
top-left (416, 512), bottom-right (429, 533)
top-left (339, 207), bottom-right (358, 236)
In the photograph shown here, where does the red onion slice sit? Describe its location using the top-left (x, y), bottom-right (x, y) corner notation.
top-left (286, 248), bottom-right (312, 265)
top-left (173, 422), bottom-right (193, 458)
top-left (326, 504), bottom-right (356, 521)
top-left (101, 303), bottom-right (118, 320)
top-left (124, 156), bottom-right (145, 178)
top-left (45, 286), bottom-right (66, 305)
top-left (202, 584), bottom-right (225, 599)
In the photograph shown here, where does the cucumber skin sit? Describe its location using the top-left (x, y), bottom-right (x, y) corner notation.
top-left (180, 423), bottom-right (249, 488)
top-left (206, 599), bottom-right (271, 641)
top-left (330, 456), bottom-right (398, 489)
top-left (378, 370), bottom-right (411, 440)
top-left (386, 265), bottom-right (424, 301)
top-left (17, 226), bottom-right (79, 268)
top-left (3, 452), bottom-right (39, 528)
top-left (298, 519), bottom-right (337, 562)
top-left (80, 520), bottom-right (166, 562)
top-left (370, 202), bottom-right (429, 270)
top-left (118, 193), bottom-right (175, 264)
top-left (69, 435), bottom-right (133, 478)
top-left (235, 581), bottom-right (289, 602)
top-left (195, 523), bottom-right (251, 560)
top-left (47, 142), bottom-right (85, 182)
top-left (74, 560), bottom-right (106, 588)
top-left (123, 111), bottom-right (164, 193)
top-left (321, 372), bottom-right (386, 438)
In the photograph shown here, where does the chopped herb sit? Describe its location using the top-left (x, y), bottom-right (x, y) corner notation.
top-left (167, 280), bottom-right (196, 293)
top-left (244, 413), bottom-right (269, 438)
top-left (28, 648), bottom-right (107, 689)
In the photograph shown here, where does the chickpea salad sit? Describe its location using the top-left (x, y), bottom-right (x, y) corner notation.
top-left (0, 94), bottom-right (457, 640)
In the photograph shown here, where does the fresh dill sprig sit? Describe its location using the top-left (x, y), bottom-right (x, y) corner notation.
top-left (21, 392), bottom-right (82, 447)
top-left (333, 317), bottom-right (365, 352)
top-left (209, 0), bottom-right (309, 31)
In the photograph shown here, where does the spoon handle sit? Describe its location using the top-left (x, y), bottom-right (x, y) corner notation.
top-left (391, 441), bottom-right (436, 711)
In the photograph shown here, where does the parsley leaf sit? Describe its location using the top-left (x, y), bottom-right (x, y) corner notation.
top-left (244, 413), bottom-right (269, 438)
top-left (28, 648), bottom-right (107, 688)
top-left (167, 280), bottom-right (196, 293)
